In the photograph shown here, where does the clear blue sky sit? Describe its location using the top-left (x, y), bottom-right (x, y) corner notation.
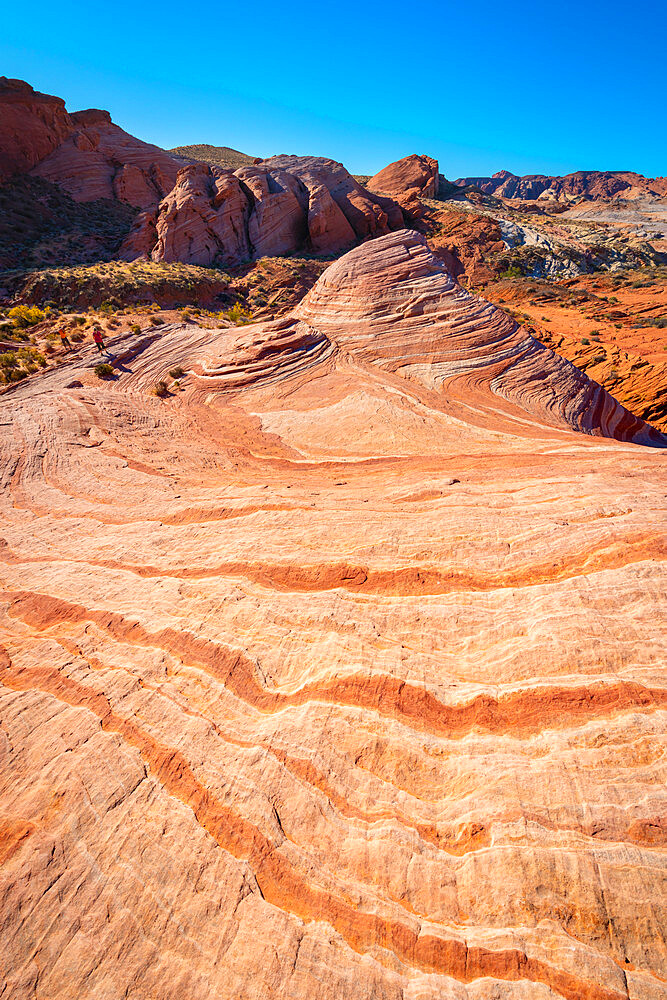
top-left (2, 0), bottom-right (665, 179)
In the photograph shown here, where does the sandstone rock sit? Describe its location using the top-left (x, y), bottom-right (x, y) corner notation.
top-left (235, 165), bottom-right (308, 257)
top-left (0, 77), bottom-right (74, 180)
top-left (31, 115), bottom-right (180, 209)
top-left (261, 155), bottom-right (405, 243)
top-left (149, 163), bottom-right (251, 266)
top-left (368, 153), bottom-right (440, 199)
top-left (121, 156), bottom-right (405, 267)
top-left (2, 230), bottom-right (666, 1000)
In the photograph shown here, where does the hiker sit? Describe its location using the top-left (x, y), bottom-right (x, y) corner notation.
top-left (93, 328), bottom-right (106, 353)
top-left (59, 329), bottom-right (72, 350)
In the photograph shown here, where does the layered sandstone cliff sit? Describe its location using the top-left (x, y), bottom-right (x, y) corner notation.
top-left (1, 231), bottom-right (666, 1000)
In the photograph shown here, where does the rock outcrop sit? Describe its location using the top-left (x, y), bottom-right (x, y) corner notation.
top-left (30, 110), bottom-right (180, 209)
top-left (455, 168), bottom-right (667, 202)
top-left (368, 153), bottom-right (440, 199)
top-left (1, 229), bottom-right (666, 1000)
top-left (0, 78), bottom-right (75, 181)
top-left (121, 157), bottom-right (406, 266)
top-left (0, 77), bottom-right (181, 209)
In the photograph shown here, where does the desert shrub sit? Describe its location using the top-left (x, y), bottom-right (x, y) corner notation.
top-left (591, 354), bottom-right (606, 365)
top-left (17, 347), bottom-right (46, 368)
top-left (149, 316), bottom-right (162, 325)
top-left (0, 352), bottom-right (18, 371)
top-left (581, 338), bottom-right (590, 345)
top-left (499, 265), bottom-right (522, 279)
top-left (71, 315), bottom-right (86, 326)
top-left (225, 303), bottom-right (253, 325)
top-left (169, 366), bottom-right (185, 379)
top-left (71, 331), bottom-right (85, 342)
top-left (152, 380), bottom-right (169, 398)
top-left (8, 305), bottom-right (45, 328)
top-left (130, 323), bottom-right (141, 334)
top-left (94, 362), bottom-right (114, 379)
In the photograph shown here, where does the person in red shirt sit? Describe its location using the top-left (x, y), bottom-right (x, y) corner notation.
top-left (93, 329), bottom-right (106, 353)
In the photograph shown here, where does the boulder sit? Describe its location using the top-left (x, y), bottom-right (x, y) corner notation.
top-left (368, 153), bottom-right (440, 199)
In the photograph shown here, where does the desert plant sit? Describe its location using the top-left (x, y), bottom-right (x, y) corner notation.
top-left (8, 305), bottom-right (45, 328)
top-left (94, 362), bottom-right (114, 379)
top-left (169, 366), bottom-right (185, 379)
top-left (152, 380), bottom-right (169, 398)
top-left (225, 303), bottom-right (253, 325)
top-left (130, 323), bottom-right (141, 334)
top-left (581, 338), bottom-right (590, 345)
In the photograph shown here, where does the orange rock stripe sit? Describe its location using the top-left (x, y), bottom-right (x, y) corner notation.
top-left (3, 531), bottom-right (664, 594)
top-left (0, 657), bottom-right (627, 1000)
top-left (5, 590), bottom-right (667, 739)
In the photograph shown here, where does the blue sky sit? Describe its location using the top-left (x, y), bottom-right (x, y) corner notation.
top-left (2, 0), bottom-right (666, 179)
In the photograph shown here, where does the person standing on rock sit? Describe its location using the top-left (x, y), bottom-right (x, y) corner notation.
top-left (93, 328), bottom-right (106, 353)
top-left (59, 329), bottom-right (72, 350)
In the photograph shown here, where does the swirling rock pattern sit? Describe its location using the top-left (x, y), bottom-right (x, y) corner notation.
top-left (1, 232), bottom-right (666, 1000)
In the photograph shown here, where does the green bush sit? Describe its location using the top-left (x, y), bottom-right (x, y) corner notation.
top-left (94, 363), bottom-right (114, 379)
top-left (499, 264), bottom-right (522, 279)
top-left (169, 366), bottom-right (185, 379)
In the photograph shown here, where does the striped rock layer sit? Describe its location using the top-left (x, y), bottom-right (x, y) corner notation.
top-left (1, 231), bottom-right (666, 1000)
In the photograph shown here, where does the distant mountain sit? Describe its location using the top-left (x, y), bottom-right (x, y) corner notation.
top-left (168, 143), bottom-right (257, 171)
top-left (454, 169), bottom-right (667, 202)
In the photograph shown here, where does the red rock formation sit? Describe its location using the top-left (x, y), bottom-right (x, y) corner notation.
top-left (0, 78), bottom-right (180, 208)
top-left (368, 153), bottom-right (440, 199)
top-left (121, 157), bottom-right (406, 265)
top-left (149, 163), bottom-right (251, 266)
top-left (0, 78), bottom-right (75, 180)
top-left (455, 168), bottom-right (667, 201)
top-left (261, 154), bottom-right (405, 243)
top-left (30, 112), bottom-right (180, 209)
top-left (1, 230), bottom-right (666, 1000)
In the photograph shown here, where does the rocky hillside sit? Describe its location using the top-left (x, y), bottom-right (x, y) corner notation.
top-left (169, 143), bottom-right (257, 170)
top-left (0, 80), bottom-right (406, 270)
top-left (1, 231), bottom-right (666, 1000)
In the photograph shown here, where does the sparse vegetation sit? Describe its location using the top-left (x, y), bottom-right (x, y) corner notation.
top-left (169, 366), bottom-right (186, 379)
top-left (10, 261), bottom-right (231, 312)
top-left (0, 346), bottom-right (48, 384)
top-left (94, 363), bottom-right (114, 379)
top-left (225, 303), bottom-right (253, 325)
top-left (152, 380), bottom-right (169, 398)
